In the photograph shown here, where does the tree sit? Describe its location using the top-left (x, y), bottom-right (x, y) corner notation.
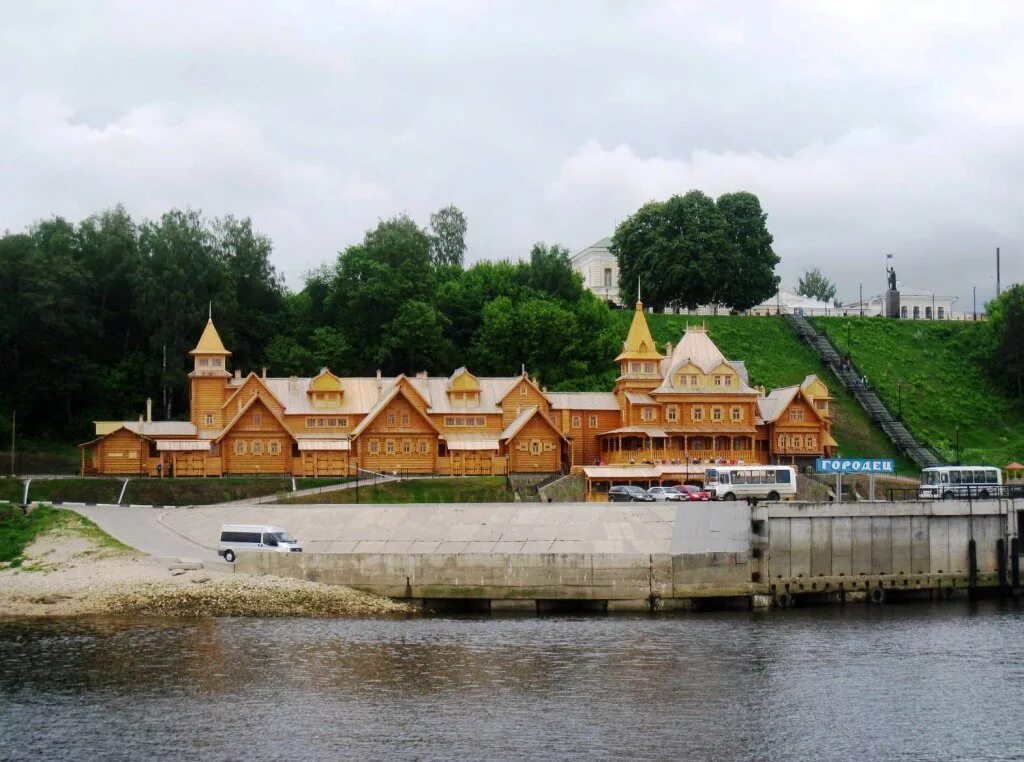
top-left (716, 192), bottom-right (780, 310)
top-left (797, 267), bottom-right (838, 304)
top-left (612, 189), bottom-right (779, 311)
top-left (988, 284), bottom-right (1024, 397)
top-left (428, 204), bottom-right (467, 268)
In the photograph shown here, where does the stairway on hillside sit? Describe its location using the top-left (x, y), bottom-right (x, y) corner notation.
top-left (783, 314), bottom-right (943, 469)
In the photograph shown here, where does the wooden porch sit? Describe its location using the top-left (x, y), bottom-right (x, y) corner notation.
top-left (598, 432), bottom-right (767, 466)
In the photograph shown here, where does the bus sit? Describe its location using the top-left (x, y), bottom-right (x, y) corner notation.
top-left (918, 466), bottom-right (1001, 500)
top-left (705, 465), bottom-right (797, 502)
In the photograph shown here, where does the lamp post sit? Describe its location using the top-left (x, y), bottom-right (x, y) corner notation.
top-left (973, 286), bottom-right (977, 321)
top-left (896, 380), bottom-right (903, 420)
top-left (931, 293), bottom-right (935, 320)
top-left (955, 425), bottom-right (960, 466)
top-left (859, 283), bottom-right (863, 317)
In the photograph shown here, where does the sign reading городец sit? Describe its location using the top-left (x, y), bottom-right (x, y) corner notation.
top-left (815, 458), bottom-right (895, 474)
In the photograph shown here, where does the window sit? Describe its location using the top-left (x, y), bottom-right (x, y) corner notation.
top-left (212, 358), bottom-right (222, 367)
top-left (731, 407), bottom-right (742, 422)
top-left (316, 417), bottom-right (326, 427)
top-left (603, 268), bottom-right (612, 288)
top-left (402, 439), bottom-right (412, 454)
top-left (306, 417), bottom-right (316, 428)
top-left (401, 412), bottom-right (410, 426)
top-left (520, 385), bottom-right (528, 396)
top-left (724, 375), bottom-right (732, 386)
top-left (386, 439), bottom-right (395, 454)
top-left (445, 417), bottom-right (455, 426)
top-left (204, 413), bottom-right (214, 426)
top-left (644, 362), bottom-right (655, 374)
top-left (369, 439), bottom-right (380, 454)
top-left (692, 406), bottom-right (704, 422)
top-left (588, 415), bottom-right (597, 428)
top-left (667, 406), bottom-right (678, 422)
top-left (572, 415), bottom-right (581, 429)
top-left (387, 413), bottom-right (396, 426)
top-left (235, 440), bottom-right (245, 455)
top-left (913, 306), bottom-right (920, 319)
top-left (252, 440), bottom-right (262, 455)
top-left (199, 358), bottom-right (209, 367)
top-left (712, 407), bottom-right (723, 421)
top-left (253, 413), bottom-right (262, 425)
top-left (418, 439), bottom-right (429, 454)
top-left (806, 435), bottom-right (816, 449)
top-left (531, 440), bottom-right (541, 455)
top-left (690, 375), bottom-right (698, 386)
top-left (791, 435), bottom-right (802, 449)
top-left (901, 306), bottom-right (908, 318)
top-left (714, 375), bottom-right (723, 386)
top-left (269, 441), bottom-right (279, 455)
top-left (789, 408), bottom-right (804, 421)
top-left (778, 435), bottom-right (788, 449)
top-left (925, 306), bottom-right (932, 319)
top-left (642, 407), bottom-right (654, 421)
top-left (938, 306), bottom-right (945, 319)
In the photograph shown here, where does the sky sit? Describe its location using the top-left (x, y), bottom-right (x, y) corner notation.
top-left (2, 1), bottom-right (1022, 307)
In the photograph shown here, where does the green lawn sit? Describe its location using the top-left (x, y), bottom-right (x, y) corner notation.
top-left (810, 317), bottom-right (1024, 467)
top-left (0, 504), bottom-right (132, 566)
top-left (642, 313), bottom-right (914, 472)
top-left (280, 477), bottom-right (512, 504)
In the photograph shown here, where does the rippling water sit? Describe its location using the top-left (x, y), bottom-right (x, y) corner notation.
top-left (2, 602), bottom-right (1024, 761)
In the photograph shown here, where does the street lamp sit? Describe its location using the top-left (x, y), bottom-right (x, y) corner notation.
top-left (973, 286), bottom-right (977, 321)
top-left (955, 425), bottom-right (960, 466)
top-left (931, 293), bottom-right (936, 321)
top-left (859, 283), bottom-right (863, 317)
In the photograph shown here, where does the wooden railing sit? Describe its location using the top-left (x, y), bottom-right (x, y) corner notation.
top-left (605, 448), bottom-right (763, 465)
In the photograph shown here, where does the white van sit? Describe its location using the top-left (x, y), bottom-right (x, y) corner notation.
top-left (705, 465), bottom-right (797, 502)
top-left (218, 524), bottom-right (302, 563)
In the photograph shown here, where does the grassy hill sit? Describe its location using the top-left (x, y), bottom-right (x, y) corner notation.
top-left (632, 312), bottom-right (914, 471)
top-left (810, 317), bottom-right (1024, 467)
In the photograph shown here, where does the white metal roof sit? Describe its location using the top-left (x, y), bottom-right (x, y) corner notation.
top-left (156, 439), bottom-right (211, 451)
top-left (547, 392), bottom-right (620, 410)
top-left (297, 440), bottom-right (351, 451)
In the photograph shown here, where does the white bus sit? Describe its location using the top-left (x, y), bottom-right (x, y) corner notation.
top-left (918, 466), bottom-right (1001, 500)
top-left (705, 465), bottom-right (797, 502)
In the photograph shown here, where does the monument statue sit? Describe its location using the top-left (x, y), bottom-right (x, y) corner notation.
top-left (886, 266), bottom-right (897, 292)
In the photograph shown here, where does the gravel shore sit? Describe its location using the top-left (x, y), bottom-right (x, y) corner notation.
top-left (0, 528), bottom-right (414, 618)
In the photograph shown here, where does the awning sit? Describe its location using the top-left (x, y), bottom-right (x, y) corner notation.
top-left (447, 439), bottom-right (500, 451)
top-left (297, 440), bottom-right (350, 451)
top-left (156, 440), bottom-right (211, 451)
top-left (823, 432), bottom-right (839, 447)
top-left (599, 426), bottom-right (669, 438)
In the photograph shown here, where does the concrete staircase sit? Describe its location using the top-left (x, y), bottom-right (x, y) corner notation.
top-left (784, 314), bottom-right (943, 469)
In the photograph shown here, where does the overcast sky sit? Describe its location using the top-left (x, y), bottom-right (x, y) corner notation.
top-left (2, 1), bottom-right (1022, 306)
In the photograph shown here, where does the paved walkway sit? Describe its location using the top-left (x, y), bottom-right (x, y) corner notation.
top-left (70, 505), bottom-right (227, 566)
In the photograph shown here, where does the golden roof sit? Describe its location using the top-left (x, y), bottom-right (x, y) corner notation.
top-left (614, 301), bottom-right (664, 362)
top-left (189, 319), bottom-right (231, 356)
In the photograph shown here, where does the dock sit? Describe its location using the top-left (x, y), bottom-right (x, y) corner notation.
top-left (233, 499), bottom-right (1022, 610)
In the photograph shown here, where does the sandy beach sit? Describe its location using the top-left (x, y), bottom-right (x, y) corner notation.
top-left (0, 522), bottom-right (413, 618)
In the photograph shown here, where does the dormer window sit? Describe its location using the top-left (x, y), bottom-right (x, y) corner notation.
top-left (212, 358), bottom-right (221, 367)
top-left (199, 358), bottom-right (209, 367)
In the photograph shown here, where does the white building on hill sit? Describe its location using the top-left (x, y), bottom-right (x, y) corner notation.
top-left (570, 237), bottom-right (620, 304)
top-left (844, 288), bottom-right (959, 320)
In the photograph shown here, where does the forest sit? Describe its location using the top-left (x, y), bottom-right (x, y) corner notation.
top-left (0, 206), bottom-right (621, 443)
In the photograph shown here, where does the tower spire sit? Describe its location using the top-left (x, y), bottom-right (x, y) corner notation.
top-left (208, 301), bottom-right (212, 321)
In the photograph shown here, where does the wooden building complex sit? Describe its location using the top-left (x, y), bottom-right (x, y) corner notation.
top-left (81, 302), bottom-right (836, 478)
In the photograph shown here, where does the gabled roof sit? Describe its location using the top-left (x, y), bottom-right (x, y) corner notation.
top-left (496, 372), bottom-right (551, 405)
top-left (79, 420), bottom-right (197, 447)
top-left (615, 301), bottom-right (664, 362)
top-left (756, 386), bottom-right (827, 424)
top-left (190, 319), bottom-right (230, 356)
top-left (214, 393), bottom-right (296, 443)
top-left (569, 236), bottom-right (613, 263)
top-left (349, 385), bottom-right (440, 439)
top-left (500, 406), bottom-right (567, 442)
top-left (309, 368), bottom-right (343, 392)
top-left (221, 372), bottom-right (284, 413)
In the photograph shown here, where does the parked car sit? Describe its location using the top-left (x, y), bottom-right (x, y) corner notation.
top-left (608, 485), bottom-right (655, 502)
top-left (676, 484), bottom-right (712, 501)
top-left (647, 486), bottom-right (686, 502)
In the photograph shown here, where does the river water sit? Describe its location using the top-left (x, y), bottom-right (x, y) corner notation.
top-left (2, 601), bottom-right (1023, 761)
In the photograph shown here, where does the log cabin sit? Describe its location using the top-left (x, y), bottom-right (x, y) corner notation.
top-left (81, 303), bottom-right (835, 478)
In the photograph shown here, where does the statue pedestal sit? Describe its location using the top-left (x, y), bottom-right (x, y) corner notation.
top-left (886, 290), bottom-right (900, 318)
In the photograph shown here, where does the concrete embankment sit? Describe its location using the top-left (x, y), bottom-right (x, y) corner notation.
top-left (237, 499), bottom-right (1023, 610)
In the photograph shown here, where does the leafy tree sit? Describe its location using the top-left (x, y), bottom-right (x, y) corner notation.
top-left (716, 192), bottom-right (780, 310)
top-left (612, 189), bottom-right (779, 311)
top-left (428, 204), bottom-right (468, 268)
top-left (329, 215), bottom-right (439, 374)
top-left (523, 243), bottom-right (581, 302)
top-left (797, 267), bottom-right (838, 304)
top-left (988, 284), bottom-right (1024, 397)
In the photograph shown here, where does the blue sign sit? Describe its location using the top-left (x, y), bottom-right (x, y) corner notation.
top-left (816, 458), bottom-right (895, 474)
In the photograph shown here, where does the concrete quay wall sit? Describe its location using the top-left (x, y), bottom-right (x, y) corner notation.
top-left (237, 550), bottom-right (752, 604)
